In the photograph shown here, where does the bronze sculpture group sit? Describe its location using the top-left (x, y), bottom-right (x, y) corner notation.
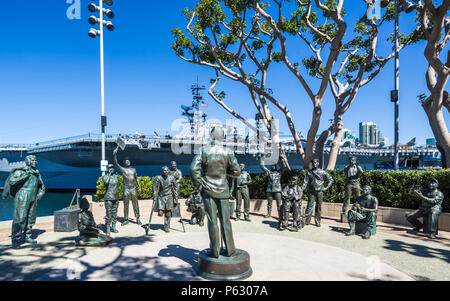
top-left (2, 140), bottom-right (444, 256)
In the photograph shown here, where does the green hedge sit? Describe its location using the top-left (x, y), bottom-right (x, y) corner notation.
top-left (96, 170), bottom-right (449, 212)
top-left (248, 169), bottom-right (450, 212)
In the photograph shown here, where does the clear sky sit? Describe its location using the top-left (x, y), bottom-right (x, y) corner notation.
top-left (0, 0), bottom-right (448, 145)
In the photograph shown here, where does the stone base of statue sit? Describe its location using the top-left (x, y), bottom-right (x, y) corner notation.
top-left (76, 234), bottom-right (113, 247)
top-left (196, 248), bottom-right (252, 280)
top-left (340, 213), bottom-right (348, 223)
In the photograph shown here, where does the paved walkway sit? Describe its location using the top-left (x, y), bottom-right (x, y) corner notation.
top-left (0, 200), bottom-right (449, 281)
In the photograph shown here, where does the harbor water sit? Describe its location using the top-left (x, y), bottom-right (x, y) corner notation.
top-left (0, 192), bottom-right (92, 222)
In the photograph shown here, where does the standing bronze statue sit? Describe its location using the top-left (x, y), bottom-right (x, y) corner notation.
top-left (406, 178), bottom-right (444, 239)
top-left (341, 156), bottom-right (364, 222)
top-left (113, 147), bottom-right (142, 225)
top-left (102, 164), bottom-right (120, 235)
top-left (185, 191), bottom-right (205, 226)
top-left (190, 125), bottom-right (241, 258)
top-left (169, 161), bottom-right (182, 197)
top-left (152, 166), bottom-right (178, 232)
top-left (280, 176), bottom-right (304, 232)
top-left (2, 155), bottom-right (45, 249)
top-left (77, 198), bottom-right (112, 247)
top-left (302, 158), bottom-right (333, 227)
top-left (260, 156), bottom-right (286, 218)
top-left (231, 164), bottom-right (252, 222)
top-left (346, 185), bottom-right (378, 239)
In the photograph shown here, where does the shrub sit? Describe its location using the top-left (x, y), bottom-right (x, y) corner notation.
top-left (95, 176), bottom-right (154, 201)
top-left (96, 170), bottom-right (449, 212)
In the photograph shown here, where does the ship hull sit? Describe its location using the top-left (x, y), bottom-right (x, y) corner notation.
top-left (1, 145), bottom-right (395, 190)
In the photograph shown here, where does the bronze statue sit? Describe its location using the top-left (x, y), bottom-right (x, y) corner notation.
top-left (169, 161), bottom-right (182, 198)
top-left (260, 156), bottom-right (286, 218)
top-left (185, 191), bottom-right (205, 226)
top-left (102, 164), bottom-right (120, 235)
top-left (231, 164), bottom-right (252, 221)
top-left (406, 178), bottom-right (444, 239)
top-left (190, 125), bottom-right (241, 258)
top-left (346, 185), bottom-right (378, 239)
top-left (280, 176), bottom-right (304, 231)
top-left (77, 197), bottom-right (112, 247)
top-left (113, 147), bottom-right (142, 225)
top-left (341, 156), bottom-right (364, 222)
top-left (152, 166), bottom-right (178, 232)
top-left (302, 158), bottom-right (333, 227)
top-left (2, 155), bottom-right (45, 249)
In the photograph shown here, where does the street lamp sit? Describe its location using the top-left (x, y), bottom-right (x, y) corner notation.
top-left (88, 0), bottom-right (115, 175)
top-left (380, 0), bottom-right (417, 170)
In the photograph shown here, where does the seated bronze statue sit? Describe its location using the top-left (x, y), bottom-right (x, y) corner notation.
top-left (76, 198), bottom-right (112, 247)
top-left (346, 185), bottom-right (378, 239)
top-left (185, 191), bottom-right (205, 226)
top-left (280, 176), bottom-right (304, 232)
top-left (406, 178), bottom-right (443, 239)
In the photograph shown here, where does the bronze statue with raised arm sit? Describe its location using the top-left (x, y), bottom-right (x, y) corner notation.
top-left (406, 178), bottom-right (444, 239)
top-left (2, 155), bottom-right (45, 249)
top-left (302, 158), bottom-right (333, 227)
top-left (260, 155), bottom-right (286, 219)
top-left (113, 146), bottom-right (142, 226)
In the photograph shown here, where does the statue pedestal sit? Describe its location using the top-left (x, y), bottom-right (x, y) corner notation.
top-left (196, 248), bottom-right (252, 280)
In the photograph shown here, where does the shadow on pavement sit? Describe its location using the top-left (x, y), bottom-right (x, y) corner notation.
top-left (329, 226), bottom-right (348, 234)
top-left (158, 244), bottom-right (199, 268)
top-left (38, 235), bottom-right (200, 281)
top-left (262, 220), bottom-right (279, 230)
top-left (383, 239), bottom-right (450, 262)
top-left (0, 235), bottom-right (83, 281)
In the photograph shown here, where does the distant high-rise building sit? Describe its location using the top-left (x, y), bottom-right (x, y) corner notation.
top-left (359, 122), bottom-right (381, 146)
top-left (426, 138), bottom-right (437, 147)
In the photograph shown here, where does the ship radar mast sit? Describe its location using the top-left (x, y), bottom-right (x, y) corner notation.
top-left (180, 77), bottom-right (208, 140)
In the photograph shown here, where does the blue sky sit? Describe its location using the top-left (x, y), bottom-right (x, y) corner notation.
top-left (0, 0), bottom-right (447, 145)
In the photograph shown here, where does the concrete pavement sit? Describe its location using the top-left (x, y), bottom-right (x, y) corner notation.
top-left (0, 200), bottom-right (449, 281)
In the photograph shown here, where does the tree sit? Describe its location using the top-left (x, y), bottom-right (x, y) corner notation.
top-left (411, 0), bottom-right (450, 168)
top-left (315, 1), bottom-right (420, 169)
top-left (170, 0), bottom-right (418, 169)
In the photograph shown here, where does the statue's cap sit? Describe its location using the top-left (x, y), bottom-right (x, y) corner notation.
top-left (108, 164), bottom-right (114, 169)
top-left (79, 198), bottom-right (90, 210)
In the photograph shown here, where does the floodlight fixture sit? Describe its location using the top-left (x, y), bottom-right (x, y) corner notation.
top-left (88, 15), bottom-right (100, 25)
top-left (88, 28), bottom-right (101, 38)
top-left (105, 21), bottom-right (115, 31)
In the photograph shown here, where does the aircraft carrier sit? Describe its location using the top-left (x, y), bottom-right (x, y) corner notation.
top-left (0, 82), bottom-right (442, 190)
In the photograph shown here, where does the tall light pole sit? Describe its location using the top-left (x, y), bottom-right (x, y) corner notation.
top-left (381, 0), bottom-right (416, 170)
top-left (394, 0), bottom-right (400, 171)
top-left (88, 0), bottom-right (115, 175)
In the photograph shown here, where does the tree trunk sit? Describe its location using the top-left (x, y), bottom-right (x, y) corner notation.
top-left (316, 127), bottom-right (334, 169)
top-left (304, 104), bottom-right (322, 169)
top-left (326, 122), bottom-right (344, 170)
top-left (423, 94), bottom-right (450, 168)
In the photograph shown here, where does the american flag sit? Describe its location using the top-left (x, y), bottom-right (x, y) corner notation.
top-left (153, 131), bottom-right (159, 137)
top-left (201, 102), bottom-right (209, 108)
